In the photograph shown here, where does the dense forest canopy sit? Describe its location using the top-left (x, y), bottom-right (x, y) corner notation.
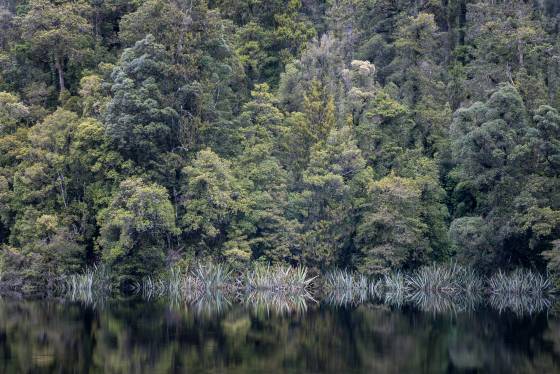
top-left (0, 0), bottom-right (559, 291)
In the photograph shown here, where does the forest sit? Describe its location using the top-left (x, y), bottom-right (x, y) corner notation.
top-left (0, 0), bottom-right (559, 293)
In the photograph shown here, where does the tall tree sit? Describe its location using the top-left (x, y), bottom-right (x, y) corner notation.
top-left (179, 148), bottom-right (243, 259)
top-left (104, 35), bottom-right (180, 168)
top-left (449, 84), bottom-right (559, 270)
top-left (297, 122), bottom-right (371, 270)
top-left (354, 174), bottom-right (429, 276)
top-left (118, 0), bottom-right (244, 156)
top-left (216, 0), bottom-right (316, 85)
top-left (231, 87), bottom-right (300, 264)
top-left (19, 0), bottom-right (93, 93)
top-left (98, 178), bottom-right (178, 283)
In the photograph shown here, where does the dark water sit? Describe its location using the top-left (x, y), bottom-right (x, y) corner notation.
top-left (0, 297), bottom-right (559, 374)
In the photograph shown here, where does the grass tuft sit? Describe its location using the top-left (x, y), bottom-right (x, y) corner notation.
top-left (242, 265), bottom-right (315, 294)
top-left (487, 269), bottom-right (553, 296)
top-left (406, 263), bottom-right (483, 295)
top-left (324, 269), bottom-right (370, 305)
top-left (63, 265), bottom-right (112, 305)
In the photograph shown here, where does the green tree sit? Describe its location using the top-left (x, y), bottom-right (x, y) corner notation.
top-left (104, 35), bottom-right (180, 167)
top-left (237, 83), bottom-right (287, 159)
top-left (13, 109), bottom-right (82, 211)
top-left (98, 178), bottom-right (178, 283)
top-left (19, 0), bottom-right (93, 93)
top-left (341, 60), bottom-right (414, 175)
top-left (6, 110), bottom-right (118, 267)
top-left (354, 174), bottom-right (429, 275)
top-left (297, 123), bottom-right (371, 270)
top-left (218, 0), bottom-right (316, 85)
top-left (283, 79), bottom-right (336, 181)
top-left (390, 12), bottom-right (451, 156)
top-left (449, 85), bottom-right (559, 269)
top-left (1, 211), bottom-right (84, 292)
top-left (0, 92), bottom-right (30, 135)
top-left (463, 1), bottom-right (553, 109)
top-left (180, 149), bottom-right (242, 259)
top-left (117, 1), bottom-right (245, 157)
top-left (231, 90), bottom-right (300, 264)
top-left (78, 74), bottom-right (109, 118)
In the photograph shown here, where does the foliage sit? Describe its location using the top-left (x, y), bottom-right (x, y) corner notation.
top-left (354, 174), bottom-right (429, 275)
top-left (98, 178), bottom-right (179, 283)
top-left (19, 0), bottom-right (94, 93)
top-left (104, 35), bottom-right (180, 167)
top-left (0, 0), bottom-right (559, 292)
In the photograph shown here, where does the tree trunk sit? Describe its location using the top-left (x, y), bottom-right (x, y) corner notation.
top-left (54, 54), bottom-right (65, 91)
top-left (94, 8), bottom-right (101, 42)
top-left (518, 41), bottom-right (524, 68)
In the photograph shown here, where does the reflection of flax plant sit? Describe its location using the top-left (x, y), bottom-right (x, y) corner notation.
top-left (407, 291), bottom-right (460, 314)
top-left (243, 290), bottom-right (312, 315)
top-left (68, 262), bottom-right (556, 317)
top-left (241, 266), bottom-right (316, 313)
top-left (141, 276), bottom-right (167, 299)
top-left (384, 291), bottom-right (406, 308)
top-left (189, 291), bottom-right (232, 318)
top-left (380, 265), bottom-right (485, 312)
top-left (381, 271), bottom-right (408, 308)
top-left (406, 290), bottom-right (482, 314)
top-left (324, 269), bottom-right (370, 305)
top-left (487, 269), bottom-right (554, 316)
top-left (139, 264), bottom-right (235, 317)
top-left (488, 293), bottom-right (553, 317)
top-left (487, 269), bottom-right (552, 296)
top-left (141, 263), bottom-right (235, 300)
top-left (141, 264), bottom-right (316, 314)
top-left (383, 271), bottom-right (407, 293)
top-left (63, 265), bottom-right (112, 306)
top-left (401, 264), bottom-right (483, 314)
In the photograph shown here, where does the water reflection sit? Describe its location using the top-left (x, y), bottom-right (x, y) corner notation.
top-left (488, 293), bottom-right (554, 317)
top-left (0, 297), bottom-right (559, 373)
top-left (66, 281), bottom-right (557, 321)
top-left (324, 287), bottom-right (370, 306)
top-left (242, 290), bottom-right (316, 315)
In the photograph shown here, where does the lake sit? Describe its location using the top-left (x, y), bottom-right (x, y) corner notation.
top-left (0, 296), bottom-right (559, 373)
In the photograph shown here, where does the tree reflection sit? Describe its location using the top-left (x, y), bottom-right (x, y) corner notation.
top-left (0, 299), bottom-right (560, 373)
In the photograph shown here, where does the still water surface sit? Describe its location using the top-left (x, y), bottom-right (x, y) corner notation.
top-left (0, 297), bottom-right (559, 373)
